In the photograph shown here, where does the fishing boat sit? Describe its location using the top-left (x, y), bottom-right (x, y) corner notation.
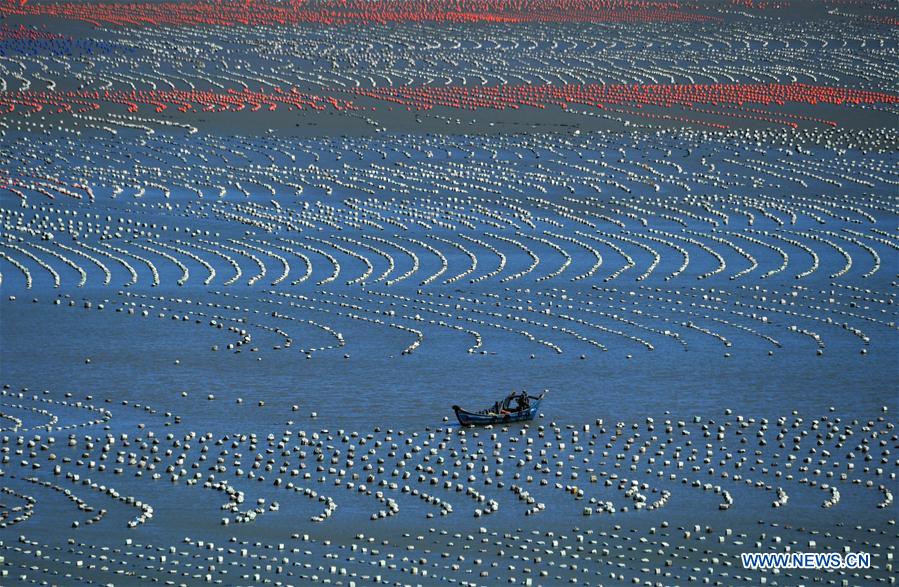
top-left (452, 390), bottom-right (546, 426)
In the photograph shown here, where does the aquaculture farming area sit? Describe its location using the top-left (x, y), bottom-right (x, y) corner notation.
top-left (0, 1), bottom-right (896, 585)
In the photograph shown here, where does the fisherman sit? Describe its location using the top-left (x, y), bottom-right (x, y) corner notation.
top-left (515, 392), bottom-right (530, 411)
top-left (498, 391), bottom-right (529, 415)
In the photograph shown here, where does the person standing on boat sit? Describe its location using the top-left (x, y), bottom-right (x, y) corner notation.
top-left (516, 392), bottom-right (530, 411)
top-left (498, 391), bottom-right (529, 415)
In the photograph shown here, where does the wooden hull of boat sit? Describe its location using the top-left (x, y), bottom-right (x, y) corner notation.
top-left (452, 401), bottom-right (541, 426)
